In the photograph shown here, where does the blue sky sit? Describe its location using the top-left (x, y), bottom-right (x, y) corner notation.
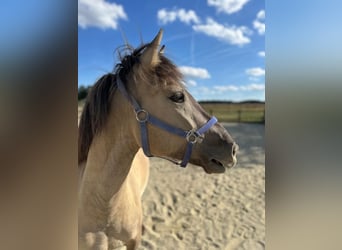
top-left (78, 0), bottom-right (265, 101)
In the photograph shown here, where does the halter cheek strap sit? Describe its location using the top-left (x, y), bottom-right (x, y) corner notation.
top-left (116, 74), bottom-right (217, 168)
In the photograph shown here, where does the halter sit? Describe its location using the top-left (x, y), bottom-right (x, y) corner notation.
top-left (116, 73), bottom-right (217, 167)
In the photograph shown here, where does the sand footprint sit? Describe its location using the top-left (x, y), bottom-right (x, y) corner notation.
top-left (232, 225), bottom-right (256, 239)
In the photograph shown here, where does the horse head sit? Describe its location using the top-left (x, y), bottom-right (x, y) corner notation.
top-left (119, 29), bottom-right (238, 173)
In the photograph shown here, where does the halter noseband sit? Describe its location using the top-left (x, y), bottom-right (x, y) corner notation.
top-left (116, 73), bottom-right (217, 167)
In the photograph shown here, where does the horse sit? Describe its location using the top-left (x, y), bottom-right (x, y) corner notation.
top-left (78, 29), bottom-right (238, 250)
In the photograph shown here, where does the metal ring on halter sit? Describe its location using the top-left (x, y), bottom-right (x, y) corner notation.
top-left (135, 109), bottom-right (149, 123)
top-left (186, 130), bottom-right (200, 144)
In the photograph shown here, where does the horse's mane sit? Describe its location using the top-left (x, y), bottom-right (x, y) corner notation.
top-left (78, 43), bottom-right (183, 164)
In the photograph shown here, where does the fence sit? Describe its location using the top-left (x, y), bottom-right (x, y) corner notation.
top-left (200, 102), bottom-right (265, 123)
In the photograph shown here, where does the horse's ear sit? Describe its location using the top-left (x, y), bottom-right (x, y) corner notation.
top-left (159, 45), bottom-right (165, 54)
top-left (140, 29), bottom-right (163, 67)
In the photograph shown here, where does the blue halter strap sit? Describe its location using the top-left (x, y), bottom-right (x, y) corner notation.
top-left (116, 74), bottom-right (217, 167)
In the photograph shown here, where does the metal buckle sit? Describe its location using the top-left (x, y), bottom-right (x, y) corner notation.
top-left (186, 130), bottom-right (200, 144)
top-left (135, 109), bottom-right (149, 122)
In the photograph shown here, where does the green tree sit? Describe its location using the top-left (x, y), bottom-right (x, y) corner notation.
top-left (78, 86), bottom-right (89, 100)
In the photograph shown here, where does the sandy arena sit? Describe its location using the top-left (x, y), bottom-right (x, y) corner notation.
top-left (138, 123), bottom-right (265, 250)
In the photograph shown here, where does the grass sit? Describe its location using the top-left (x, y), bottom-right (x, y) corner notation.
top-left (78, 100), bottom-right (265, 123)
top-left (199, 102), bottom-right (265, 123)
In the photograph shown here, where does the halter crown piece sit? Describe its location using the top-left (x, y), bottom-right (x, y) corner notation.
top-left (116, 73), bottom-right (218, 167)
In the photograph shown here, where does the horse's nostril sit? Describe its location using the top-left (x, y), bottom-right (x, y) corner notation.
top-left (232, 143), bottom-right (239, 157)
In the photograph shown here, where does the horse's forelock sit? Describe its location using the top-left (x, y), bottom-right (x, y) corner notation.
top-left (155, 56), bottom-right (183, 87)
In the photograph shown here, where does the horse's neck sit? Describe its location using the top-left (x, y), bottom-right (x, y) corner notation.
top-left (83, 132), bottom-right (138, 194)
top-left (79, 109), bottom-right (140, 232)
top-left (81, 130), bottom-right (138, 188)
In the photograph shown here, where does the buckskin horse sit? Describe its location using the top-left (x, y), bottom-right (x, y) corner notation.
top-left (78, 29), bottom-right (238, 250)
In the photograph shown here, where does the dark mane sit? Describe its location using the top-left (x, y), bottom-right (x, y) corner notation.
top-left (78, 73), bottom-right (115, 164)
top-left (78, 44), bottom-right (183, 164)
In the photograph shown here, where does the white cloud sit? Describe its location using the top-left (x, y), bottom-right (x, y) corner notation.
top-left (192, 18), bottom-right (251, 46)
top-left (157, 8), bottom-right (200, 25)
top-left (253, 20), bottom-right (265, 35)
top-left (187, 80), bottom-right (198, 87)
top-left (257, 10), bottom-right (265, 19)
top-left (213, 83), bottom-right (264, 92)
top-left (207, 0), bottom-right (250, 14)
top-left (253, 10), bottom-right (265, 35)
top-left (246, 67), bottom-right (265, 77)
top-left (78, 0), bottom-right (127, 30)
top-left (179, 66), bottom-right (211, 79)
top-left (214, 85), bottom-right (239, 91)
top-left (258, 51), bottom-right (265, 57)
top-left (240, 83), bottom-right (265, 91)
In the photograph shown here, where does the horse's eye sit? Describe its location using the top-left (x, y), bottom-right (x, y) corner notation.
top-left (169, 92), bottom-right (185, 103)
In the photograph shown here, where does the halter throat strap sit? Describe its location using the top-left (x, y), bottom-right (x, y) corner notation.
top-left (116, 74), bottom-right (217, 167)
